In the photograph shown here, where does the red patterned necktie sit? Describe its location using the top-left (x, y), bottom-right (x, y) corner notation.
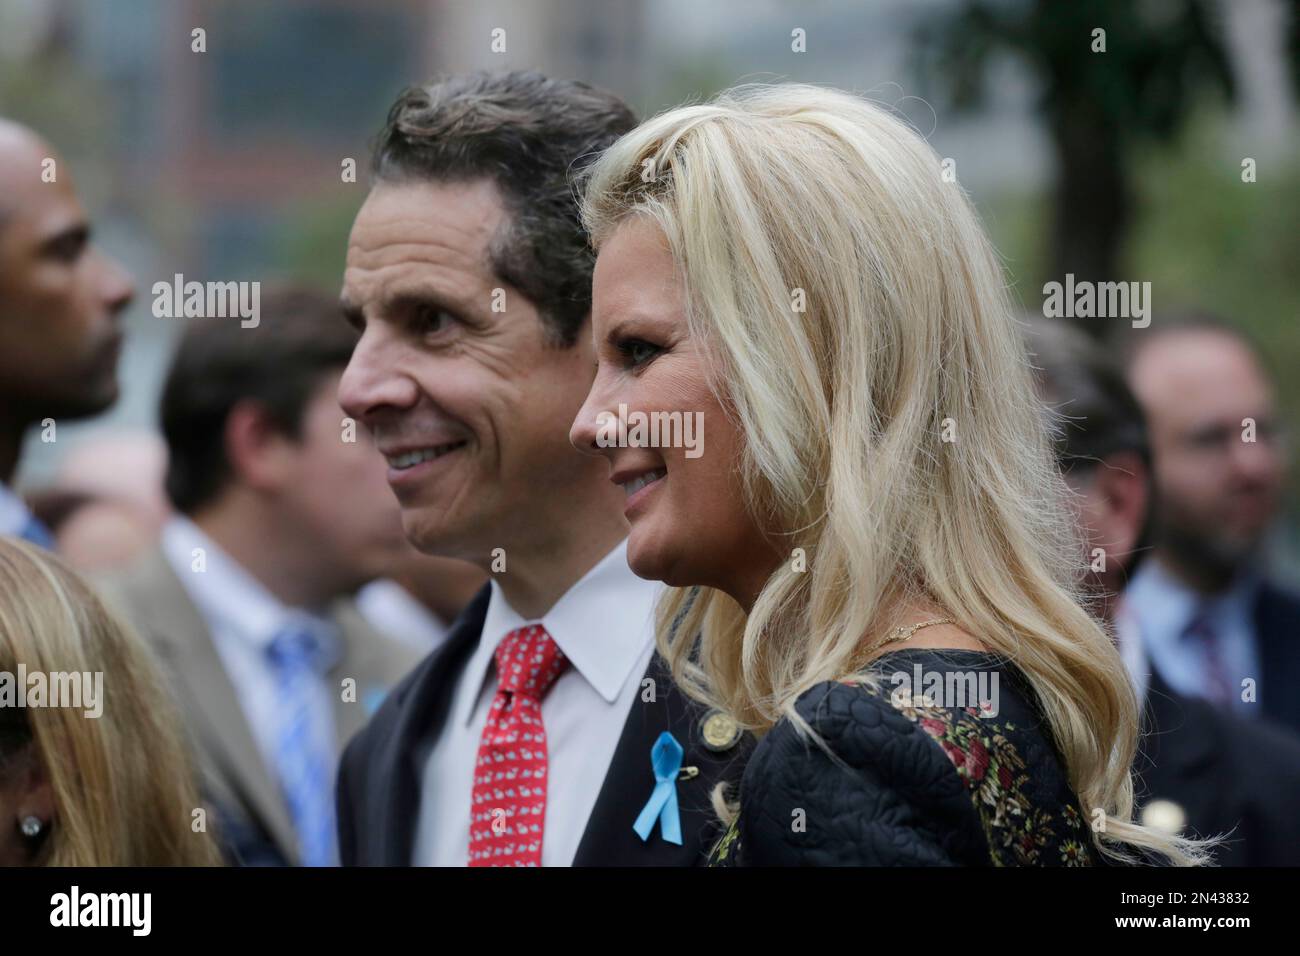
top-left (468, 624), bottom-right (569, 866)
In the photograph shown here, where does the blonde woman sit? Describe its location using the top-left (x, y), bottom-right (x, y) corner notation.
top-left (570, 84), bottom-right (1212, 866)
top-left (0, 537), bottom-right (220, 865)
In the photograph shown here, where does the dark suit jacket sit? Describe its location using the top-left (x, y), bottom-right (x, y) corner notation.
top-left (1135, 663), bottom-right (1300, 866)
top-left (336, 585), bottom-right (750, 865)
top-left (1255, 582), bottom-right (1300, 736)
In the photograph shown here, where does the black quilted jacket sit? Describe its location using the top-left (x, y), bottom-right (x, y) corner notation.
top-left (709, 648), bottom-right (1110, 866)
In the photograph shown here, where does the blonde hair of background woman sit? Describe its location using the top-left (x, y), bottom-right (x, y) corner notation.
top-left (580, 83), bottom-right (1214, 865)
top-left (0, 537), bottom-right (221, 865)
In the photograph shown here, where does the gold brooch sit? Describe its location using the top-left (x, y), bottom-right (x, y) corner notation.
top-left (700, 710), bottom-right (742, 752)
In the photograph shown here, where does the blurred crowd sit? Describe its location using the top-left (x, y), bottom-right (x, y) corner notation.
top-left (1, 78), bottom-right (1298, 866)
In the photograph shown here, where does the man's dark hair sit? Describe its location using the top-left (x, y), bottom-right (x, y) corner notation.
top-left (1027, 317), bottom-right (1152, 475)
top-left (1026, 316), bottom-right (1155, 574)
top-left (370, 70), bottom-right (638, 347)
top-left (161, 287), bottom-right (359, 515)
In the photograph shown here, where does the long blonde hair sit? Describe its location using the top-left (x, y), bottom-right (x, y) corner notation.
top-left (0, 536), bottom-right (221, 865)
top-left (580, 83), bottom-right (1211, 865)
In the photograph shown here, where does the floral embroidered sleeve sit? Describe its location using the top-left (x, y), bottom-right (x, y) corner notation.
top-left (710, 651), bottom-right (1101, 867)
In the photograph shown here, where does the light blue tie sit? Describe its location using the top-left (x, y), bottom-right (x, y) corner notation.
top-left (266, 623), bottom-right (337, 867)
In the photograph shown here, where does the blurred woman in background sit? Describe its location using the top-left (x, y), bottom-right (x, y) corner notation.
top-left (0, 536), bottom-right (219, 865)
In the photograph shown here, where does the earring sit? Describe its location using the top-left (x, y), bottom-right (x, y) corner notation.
top-left (19, 816), bottom-right (43, 838)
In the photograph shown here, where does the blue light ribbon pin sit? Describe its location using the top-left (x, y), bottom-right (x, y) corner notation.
top-left (632, 731), bottom-right (684, 845)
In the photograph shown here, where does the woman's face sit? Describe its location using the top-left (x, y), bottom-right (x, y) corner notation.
top-left (570, 217), bottom-right (777, 601)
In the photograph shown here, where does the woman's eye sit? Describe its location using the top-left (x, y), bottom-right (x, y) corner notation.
top-left (617, 338), bottom-right (662, 368)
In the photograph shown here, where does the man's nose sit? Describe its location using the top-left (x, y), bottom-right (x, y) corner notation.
top-left (1230, 430), bottom-right (1283, 485)
top-left (338, 326), bottom-right (420, 423)
top-left (98, 250), bottom-right (135, 315)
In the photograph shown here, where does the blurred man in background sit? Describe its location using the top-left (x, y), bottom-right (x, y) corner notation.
top-left (97, 288), bottom-right (419, 866)
top-left (0, 118), bottom-right (134, 546)
top-left (1123, 315), bottom-right (1300, 736)
top-left (1028, 316), bottom-right (1300, 866)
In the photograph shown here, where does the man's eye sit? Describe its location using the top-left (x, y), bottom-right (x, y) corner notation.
top-left (415, 306), bottom-right (454, 335)
top-left (617, 338), bottom-right (661, 368)
top-left (47, 235), bottom-right (86, 263)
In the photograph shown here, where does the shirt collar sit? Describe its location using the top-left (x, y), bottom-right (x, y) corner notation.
top-left (0, 482), bottom-right (33, 537)
top-left (1128, 554), bottom-right (1262, 643)
top-left (457, 537), bottom-right (659, 727)
top-left (160, 515), bottom-right (340, 662)
top-left (1112, 598), bottom-right (1150, 704)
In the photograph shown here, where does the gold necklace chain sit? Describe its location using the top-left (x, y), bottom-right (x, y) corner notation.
top-left (871, 617), bottom-right (955, 652)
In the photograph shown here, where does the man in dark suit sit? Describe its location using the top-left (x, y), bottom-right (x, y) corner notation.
top-left (0, 118), bottom-right (134, 546)
top-left (1028, 316), bottom-right (1300, 865)
top-left (1123, 314), bottom-right (1300, 736)
top-left (336, 72), bottom-right (747, 867)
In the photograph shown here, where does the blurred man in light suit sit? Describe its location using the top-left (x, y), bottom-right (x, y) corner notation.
top-left (98, 288), bottom-right (420, 866)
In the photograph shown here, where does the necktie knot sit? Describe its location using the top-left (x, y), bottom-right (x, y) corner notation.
top-left (1181, 605), bottom-right (1218, 644)
top-left (267, 623), bottom-right (332, 676)
top-left (494, 625), bottom-right (567, 700)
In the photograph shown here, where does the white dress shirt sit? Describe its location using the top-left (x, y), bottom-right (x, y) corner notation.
top-left (413, 538), bottom-right (659, 866)
top-left (1112, 598), bottom-right (1151, 706)
top-left (159, 515), bottom-right (342, 783)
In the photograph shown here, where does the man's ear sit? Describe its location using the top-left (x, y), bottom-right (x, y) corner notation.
top-left (223, 400), bottom-right (294, 492)
top-left (1090, 450), bottom-right (1150, 569)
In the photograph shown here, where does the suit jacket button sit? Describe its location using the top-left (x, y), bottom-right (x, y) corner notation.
top-left (700, 710), bottom-right (741, 752)
top-left (1140, 799), bottom-right (1186, 835)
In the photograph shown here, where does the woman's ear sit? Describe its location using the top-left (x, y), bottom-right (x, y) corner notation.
top-left (19, 754), bottom-right (54, 826)
top-left (1, 748), bottom-right (54, 866)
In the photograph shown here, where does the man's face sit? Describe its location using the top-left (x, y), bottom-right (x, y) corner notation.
top-left (1129, 330), bottom-right (1287, 577)
top-left (0, 126), bottom-right (134, 421)
top-left (338, 178), bottom-right (603, 563)
top-left (1063, 452), bottom-right (1149, 621)
top-left (276, 371), bottom-right (408, 590)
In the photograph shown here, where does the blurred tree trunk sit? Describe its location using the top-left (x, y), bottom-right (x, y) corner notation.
top-left (1049, 98), bottom-right (1129, 286)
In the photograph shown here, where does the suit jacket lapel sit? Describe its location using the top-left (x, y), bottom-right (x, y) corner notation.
top-left (130, 549), bottom-right (301, 862)
top-left (1254, 584), bottom-right (1300, 730)
top-left (328, 601), bottom-right (421, 751)
top-left (1138, 665), bottom-right (1221, 825)
top-left (573, 653), bottom-right (750, 866)
top-left (374, 585), bottom-right (489, 865)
